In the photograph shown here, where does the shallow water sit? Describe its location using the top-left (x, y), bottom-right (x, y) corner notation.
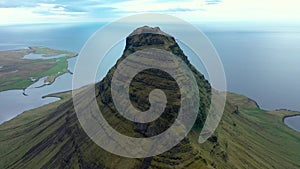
top-left (0, 57), bottom-right (75, 124)
top-left (0, 44), bottom-right (29, 51)
top-left (284, 115), bottom-right (300, 132)
top-left (23, 53), bottom-right (67, 60)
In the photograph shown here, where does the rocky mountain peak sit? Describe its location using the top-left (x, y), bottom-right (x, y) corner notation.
top-left (129, 26), bottom-right (171, 37)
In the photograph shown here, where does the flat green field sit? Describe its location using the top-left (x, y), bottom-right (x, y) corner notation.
top-left (0, 47), bottom-right (77, 92)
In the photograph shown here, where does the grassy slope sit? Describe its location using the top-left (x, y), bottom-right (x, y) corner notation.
top-left (0, 92), bottom-right (299, 169)
top-left (0, 47), bottom-right (76, 92)
top-left (190, 93), bottom-right (300, 169)
top-left (0, 93), bottom-right (70, 164)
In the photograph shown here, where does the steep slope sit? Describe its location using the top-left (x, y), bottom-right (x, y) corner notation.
top-left (191, 93), bottom-right (300, 169)
top-left (0, 26), bottom-right (299, 169)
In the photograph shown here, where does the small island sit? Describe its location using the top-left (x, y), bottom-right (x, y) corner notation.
top-left (0, 46), bottom-right (77, 92)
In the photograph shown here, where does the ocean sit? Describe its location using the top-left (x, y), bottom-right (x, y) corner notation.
top-left (0, 22), bottom-right (299, 121)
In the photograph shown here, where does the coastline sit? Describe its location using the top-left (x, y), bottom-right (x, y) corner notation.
top-left (282, 112), bottom-right (300, 124)
top-left (0, 47), bottom-right (77, 92)
top-left (0, 47), bottom-right (77, 124)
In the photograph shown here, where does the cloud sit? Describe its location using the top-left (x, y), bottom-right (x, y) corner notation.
top-left (0, 0), bottom-right (211, 24)
top-left (33, 3), bottom-right (86, 16)
top-left (205, 0), bottom-right (222, 5)
top-left (0, 0), bottom-right (299, 25)
top-left (102, 0), bottom-right (207, 13)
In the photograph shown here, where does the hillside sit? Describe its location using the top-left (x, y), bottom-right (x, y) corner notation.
top-left (0, 26), bottom-right (299, 169)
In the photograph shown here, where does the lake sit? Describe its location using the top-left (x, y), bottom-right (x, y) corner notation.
top-left (0, 22), bottom-right (299, 128)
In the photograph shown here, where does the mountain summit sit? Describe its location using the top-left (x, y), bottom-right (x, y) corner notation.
top-left (129, 26), bottom-right (171, 37)
top-left (98, 26), bottom-right (211, 137)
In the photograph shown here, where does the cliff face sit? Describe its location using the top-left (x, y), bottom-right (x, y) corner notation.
top-left (92, 25), bottom-right (212, 166)
top-left (97, 26), bottom-right (212, 137)
top-left (1, 27), bottom-right (300, 169)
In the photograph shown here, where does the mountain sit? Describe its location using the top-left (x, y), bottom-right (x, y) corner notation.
top-left (0, 26), bottom-right (300, 169)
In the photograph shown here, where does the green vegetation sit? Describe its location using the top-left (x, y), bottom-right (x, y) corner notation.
top-left (189, 94), bottom-right (300, 169)
top-left (39, 57), bottom-right (69, 84)
top-left (0, 47), bottom-right (77, 91)
top-left (0, 92), bottom-right (299, 169)
top-left (30, 46), bottom-right (76, 58)
top-left (0, 27), bottom-right (299, 168)
top-left (0, 92), bottom-right (72, 168)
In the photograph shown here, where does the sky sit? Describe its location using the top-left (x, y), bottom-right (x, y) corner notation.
top-left (0, 0), bottom-right (300, 25)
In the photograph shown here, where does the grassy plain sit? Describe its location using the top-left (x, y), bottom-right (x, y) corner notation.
top-left (0, 47), bottom-right (76, 91)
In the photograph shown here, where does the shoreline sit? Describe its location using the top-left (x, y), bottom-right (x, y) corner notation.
top-left (0, 46), bottom-right (77, 124)
top-left (282, 113), bottom-right (300, 123)
top-left (280, 110), bottom-right (300, 133)
top-left (0, 46), bottom-right (78, 92)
